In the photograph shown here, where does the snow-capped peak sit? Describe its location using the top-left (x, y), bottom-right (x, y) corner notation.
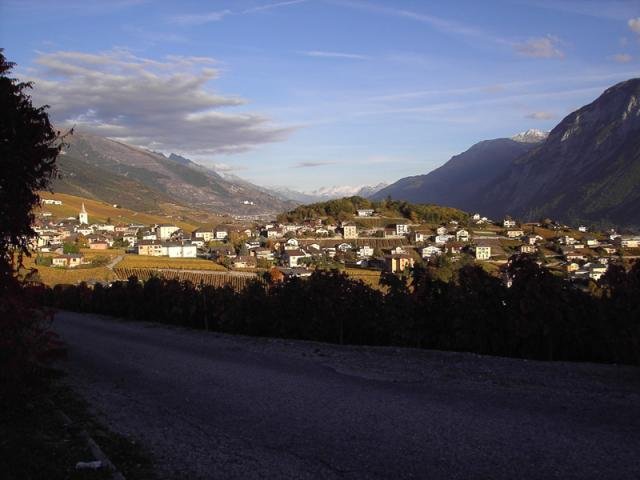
top-left (511, 129), bottom-right (549, 143)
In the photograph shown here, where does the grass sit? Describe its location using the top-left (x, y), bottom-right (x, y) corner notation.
top-left (1, 369), bottom-right (154, 480)
top-left (343, 268), bottom-right (383, 288)
top-left (118, 254), bottom-right (228, 271)
top-left (21, 256), bottom-right (117, 286)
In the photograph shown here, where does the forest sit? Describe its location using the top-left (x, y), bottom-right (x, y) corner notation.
top-left (32, 255), bottom-right (640, 365)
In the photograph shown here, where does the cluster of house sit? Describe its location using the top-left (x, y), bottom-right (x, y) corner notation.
top-left (33, 203), bottom-right (640, 282)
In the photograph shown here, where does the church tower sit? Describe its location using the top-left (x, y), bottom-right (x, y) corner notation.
top-left (79, 203), bottom-right (89, 225)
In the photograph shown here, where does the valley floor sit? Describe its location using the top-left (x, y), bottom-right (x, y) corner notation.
top-left (53, 311), bottom-right (640, 480)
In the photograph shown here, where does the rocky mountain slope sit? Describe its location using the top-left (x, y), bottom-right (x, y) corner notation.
top-left (374, 78), bottom-right (640, 227)
top-left (52, 131), bottom-right (295, 216)
top-left (478, 78), bottom-right (640, 227)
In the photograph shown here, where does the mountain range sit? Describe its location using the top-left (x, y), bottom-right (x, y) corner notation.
top-left (52, 131), bottom-right (296, 216)
top-left (373, 79), bottom-right (640, 228)
top-left (270, 183), bottom-right (388, 204)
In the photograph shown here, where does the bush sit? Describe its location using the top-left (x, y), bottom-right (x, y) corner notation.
top-left (37, 257), bottom-right (640, 365)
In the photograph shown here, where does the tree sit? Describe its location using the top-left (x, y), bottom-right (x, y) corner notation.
top-left (0, 49), bottom-right (63, 284)
top-left (0, 50), bottom-right (65, 391)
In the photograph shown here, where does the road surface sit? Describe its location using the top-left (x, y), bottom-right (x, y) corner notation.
top-left (53, 311), bottom-right (640, 480)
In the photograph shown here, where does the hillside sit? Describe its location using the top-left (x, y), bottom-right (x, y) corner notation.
top-left (37, 192), bottom-right (213, 231)
top-left (277, 196), bottom-right (468, 224)
top-left (52, 131), bottom-right (296, 216)
top-left (477, 78), bottom-right (640, 228)
top-left (371, 138), bottom-right (539, 208)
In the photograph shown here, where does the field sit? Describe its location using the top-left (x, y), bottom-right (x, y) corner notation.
top-left (21, 255), bottom-right (116, 285)
top-left (343, 268), bottom-right (383, 288)
top-left (37, 192), bottom-right (216, 232)
top-left (113, 267), bottom-right (262, 291)
top-left (118, 255), bottom-right (228, 271)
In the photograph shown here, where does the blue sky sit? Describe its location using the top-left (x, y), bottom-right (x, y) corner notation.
top-left (2, 0), bottom-right (640, 191)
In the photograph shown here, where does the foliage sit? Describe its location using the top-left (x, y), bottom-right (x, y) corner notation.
top-left (0, 51), bottom-right (65, 397)
top-left (277, 196), bottom-right (468, 225)
top-left (0, 49), bottom-right (62, 272)
top-left (38, 256), bottom-right (640, 365)
top-left (63, 242), bottom-right (80, 254)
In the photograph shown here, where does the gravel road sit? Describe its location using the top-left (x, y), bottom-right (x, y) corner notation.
top-left (53, 311), bottom-right (640, 480)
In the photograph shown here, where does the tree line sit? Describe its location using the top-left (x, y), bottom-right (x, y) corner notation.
top-left (277, 196), bottom-right (469, 225)
top-left (32, 255), bottom-right (640, 365)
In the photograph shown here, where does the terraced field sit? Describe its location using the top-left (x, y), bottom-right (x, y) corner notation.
top-left (113, 267), bottom-right (262, 291)
top-left (117, 255), bottom-right (228, 271)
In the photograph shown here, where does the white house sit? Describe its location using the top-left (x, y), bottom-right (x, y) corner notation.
top-left (167, 242), bottom-right (197, 258)
top-left (214, 227), bottom-right (229, 240)
top-left (52, 254), bottom-right (84, 268)
top-left (156, 224), bottom-right (180, 240)
top-left (436, 226), bottom-right (448, 236)
top-left (95, 224), bottom-right (115, 233)
top-left (357, 245), bottom-right (374, 258)
top-left (395, 224), bottom-right (409, 236)
top-left (503, 218), bottom-right (516, 228)
top-left (410, 231), bottom-right (425, 243)
top-left (342, 223), bottom-right (358, 239)
top-left (506, 229), bottom-right (524, 239)
top-left (192, 229), bottom-right (214, 242)
top-left (336, 243), bottom-right (353, 253)
top-left (253, 248), bottom-right (274, 260)
top-left (475, 245), bottom-right (492, 260)
top-left (435, 234), bottom-right (452, 244)
top-left (619, 237), bottom-right (640, 248)
top-left (456, 229), bottom-right (469, 242)
top-left (421, 245), bottom-right (442, 258)
top-left (357, 209), bottom-right (374, 217)
top-left (283, 249), bottom-right (309, 267)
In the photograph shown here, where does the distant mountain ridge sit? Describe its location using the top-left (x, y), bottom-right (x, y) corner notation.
top-left (373, 78), bottom-right (640, 228)
top-left (271, 183), bottom-right (388, 203)
top-left (371, 138), bottom-right (539, 207)
top-left (53, 131), bottom-right (296, 216)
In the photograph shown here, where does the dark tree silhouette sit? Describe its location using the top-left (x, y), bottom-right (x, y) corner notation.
top-left (0, 50), bottom-right (65, 392)
top-left (0, 49), bottom-right (63, 284)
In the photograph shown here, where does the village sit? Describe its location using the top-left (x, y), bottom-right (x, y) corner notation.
top-left (31, 197), bottom-right (640, 289)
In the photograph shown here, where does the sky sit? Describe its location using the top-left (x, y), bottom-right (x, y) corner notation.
top-left (2, 0), bottom-right (640, 192)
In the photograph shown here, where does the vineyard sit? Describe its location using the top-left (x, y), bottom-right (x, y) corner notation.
top-left (113, 267), bottom-right (263, 291)
top-left (118, 255), bottom-right (228, 271)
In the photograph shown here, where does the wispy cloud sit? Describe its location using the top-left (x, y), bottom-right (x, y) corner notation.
top-left (514, 35), bottom-right (564, 58)
top-left (212, 162), bottom-right (247, 173)
top-left (243, 0), bottom-right (307, 14)
top-left (301, 50), bottom-right (370, 60)
top-left (333, 0), bottom-right (509, 46)
top-left (629, 18), bottom-right (640, 35)
top-left (525, 111), bottom-right (556, 120)
top-left (169, 1), bottom-right (307, 26)
top-left (294, 161), bottom-right (336, 168)
top-left (26, 50), bottom-right (294, 156)
top-left (169, 10), bottom-right (231, 26)
top-left (612, 53), bottom-right (633, 63)
top-left (516, 0), bottom-right (638, 21)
